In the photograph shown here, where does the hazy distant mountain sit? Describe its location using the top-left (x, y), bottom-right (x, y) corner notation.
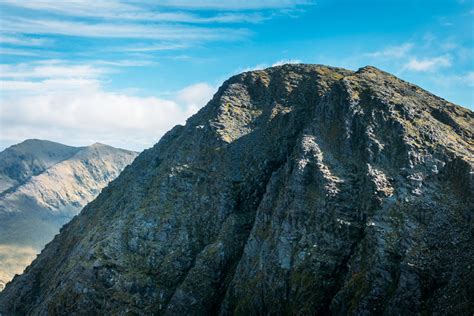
top-left (1, 65), bottom-right (471, 314)
top-left (0, 140), bottom-right (138, 288)
top-left (0, 139), bottom-right (80, 193)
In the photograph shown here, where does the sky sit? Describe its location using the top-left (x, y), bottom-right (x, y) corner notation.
top-left (0, 0), bottom-right (473, 151)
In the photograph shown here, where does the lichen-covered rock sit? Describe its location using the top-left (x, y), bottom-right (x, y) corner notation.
top-left (0, 64), bottom-right (472, 315)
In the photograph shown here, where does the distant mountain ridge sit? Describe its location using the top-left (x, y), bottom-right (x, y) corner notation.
top-left (0, 139), bottom-right (81, 193)
top-left (0, 139), bottom-right (138, 288)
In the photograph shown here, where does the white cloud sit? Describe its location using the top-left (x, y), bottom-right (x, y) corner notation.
top-left (0, 0), bottom-right (309, 59)
top-left (0, 47), bottom-right (39, 56)
top-left (0, 91), bottom-right (192, 151)
top-left (176, 83), bottom-right (216, 109)
top-left (0, 62), bottom-right (105, 79)
top-left (1, 17), bottom-right (249, 41)
top-left (201, 13), bottom-right (267, 23)
top-left (0, 35), bottom-right (51, 46)
top-left (2, 0), bottom-right (309, 13)
top-left (272, 59), bottom-right (302, 66)
top-left (93, 59), bottom-right (155, 67)
top-left (366, 43), bottom-right (413, 58)
top-left (0, 78), bottom-right (101, 94)
top-left (404, 55), bottom-right (451, 72)
top-left (119, 43), bottom-right (189, 53)
top-left (0, 62), bottom-right (215, 151)
top-left (0, 0), bottom-right (285, 24)
top-left (154, 0), bottom-right (311, 10)
top-left (1, 0), bottom-right (134, 16)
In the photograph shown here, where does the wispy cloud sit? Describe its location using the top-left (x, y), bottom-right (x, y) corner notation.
top-left (1, 0), bottom-right (296, 23)
top-left (0, 78), bottom-right (101, 94)
top-left (1, 0), bottom-right (136, 16)
top-left (365, 43), bottom-right (414, 58)
top-left (92, 59), bottom-right (155, 67)
top-left (0, 61), bottom-right (105, 79)
top-left (404, 55), bottom-right (451, 72)
top-left (1, 17), bottom-right (249, 41)
top-left (118, 43), bottom-right (189, 53)
top-left (153, 0), bottom-right (311, 10)
top-left (361, 41), bottom-right (458, 74)
top-left (3, 0), bottom-right (309, 14)
top-left (0, 35), bottom-right (51, 46)
top-left (0, 47), bottom-right (40, 56)
top-left (0, 0), bottom-right (310, 66)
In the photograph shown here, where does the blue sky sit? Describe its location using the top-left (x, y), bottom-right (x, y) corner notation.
top-left (0, 0), bottom-right (473, 151)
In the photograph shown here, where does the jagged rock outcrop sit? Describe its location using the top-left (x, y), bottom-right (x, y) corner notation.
top-left (0, 141), bottom-right (137, 288)
top-left (0, 65), bottom-right (472, 315)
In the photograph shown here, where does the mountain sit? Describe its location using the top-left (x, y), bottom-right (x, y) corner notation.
top-left (1, 65), bottom-right (472, 315)
top-left (0, 139), bottom-right (81, 193)
top-left (0, 140), bottom-right (138, 289)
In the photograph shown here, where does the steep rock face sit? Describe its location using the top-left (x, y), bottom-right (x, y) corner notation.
top-left (0, 142), bottom-right (137, 288)
top-left (0, 65), bottom-right (472, 315)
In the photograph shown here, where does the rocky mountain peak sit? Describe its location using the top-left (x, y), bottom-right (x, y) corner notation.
top-left (0, 64), bottom-right (472, 315)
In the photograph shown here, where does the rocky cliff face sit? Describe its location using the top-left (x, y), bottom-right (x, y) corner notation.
top-left (0, 65), bottom-right (472, 315)
top-left (0, 141), bottom-right (137, 288)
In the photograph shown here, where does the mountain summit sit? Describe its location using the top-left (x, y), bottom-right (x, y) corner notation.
top-left (0, 65), bottom-right (472, 315)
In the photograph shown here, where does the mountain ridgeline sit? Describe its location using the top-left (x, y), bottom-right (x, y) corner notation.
top-left (0, 139), bottom-right (80, 193)
top-left (0, 65), bottom-right (472, 315)
top-left (0, 140), bottom-right (137, 289)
